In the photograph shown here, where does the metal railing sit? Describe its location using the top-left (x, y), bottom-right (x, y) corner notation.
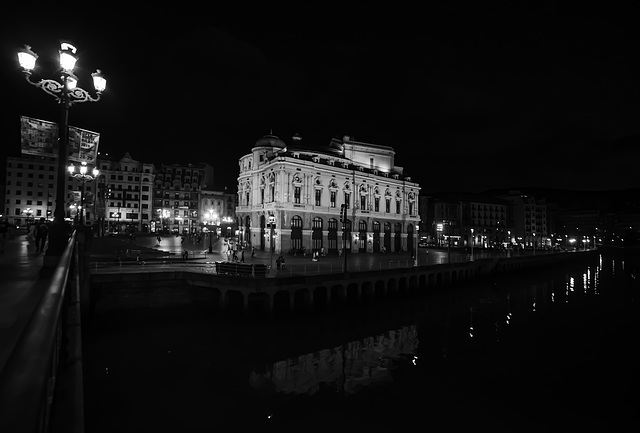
top-left (0, 231), bottom-right (83, 433)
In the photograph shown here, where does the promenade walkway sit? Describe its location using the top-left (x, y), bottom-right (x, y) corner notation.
top-left (0, 231), bottom-right (51, 378)
top-left (87, 232), bottom-right (477, 276)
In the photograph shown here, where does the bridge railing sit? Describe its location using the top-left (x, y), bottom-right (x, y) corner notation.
top-left (0, 230), bottom-right (83, 433)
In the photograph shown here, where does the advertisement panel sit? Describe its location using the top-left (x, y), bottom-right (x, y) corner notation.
top-left (20, 115), bottom-right (100, 163)
top-left (68, 125), bottom-right (100, 164)
top-left (20, 116), bottom-right (58, 158)
top-left (71, 191), bottom-right (81, 204)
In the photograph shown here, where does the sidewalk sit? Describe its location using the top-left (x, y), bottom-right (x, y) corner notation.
top-left (88, 233), bottom-right (221, 264)
top-left (87, 233), bottom-right (463, 275)
top-left (0, 232), bottom-right (51, 375)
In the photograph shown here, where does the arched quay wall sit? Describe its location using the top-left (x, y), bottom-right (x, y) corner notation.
top-left (89, 251), bottom-right (598, 319)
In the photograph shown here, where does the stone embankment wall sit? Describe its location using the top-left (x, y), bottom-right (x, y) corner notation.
top-left (89, 250), bottom-right (598, 319)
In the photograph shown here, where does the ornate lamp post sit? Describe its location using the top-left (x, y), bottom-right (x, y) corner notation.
top-left (470, 227), bottom-right (474, 261)
top-left (208, 210), bottom-right (215, 253)
top-left (162, 209), bottom-right (170, 234)
top-left (17, 42), bottom-right (106, 263)
top-left (268, 214), bottom-right (276, 271)
top-left (68, 162), bottom-right (99, 225)
top-left (533, 232), bottom-right (536, 255)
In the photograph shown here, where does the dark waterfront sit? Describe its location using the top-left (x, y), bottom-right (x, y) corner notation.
top-left (83, 252), bottom-right (639, 432)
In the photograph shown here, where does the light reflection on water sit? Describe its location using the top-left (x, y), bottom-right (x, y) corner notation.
top-left (84, 252), bottom-right (639, 432)
top-left (250, 325), bottom-right (419, 398)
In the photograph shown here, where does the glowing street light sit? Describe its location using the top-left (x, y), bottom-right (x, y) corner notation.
top-left (268, 214), bottom-right (276, 271)
top-left (470, 228), bottom-right (474, 261)
top-left (68, 162), bottom-right (99, 225)
top-left (208, 210), bottom-right (215, 253)
top-left (17, 42), bottom-right (106, 263)
top-left (533, 232), bottom-right (536, 255)
top-left (160, 209), bottom-right (170, 234)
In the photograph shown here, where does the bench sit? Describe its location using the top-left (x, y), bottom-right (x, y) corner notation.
top-left (182, 250), bottom-right (208, 259)
top-left (116, 248), bottom-right (141, 258)
top-left (214, 261), bottom-right (268, 278)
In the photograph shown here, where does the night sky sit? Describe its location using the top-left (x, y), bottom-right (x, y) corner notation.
top-left (2, 3), bottom-right (639, 193)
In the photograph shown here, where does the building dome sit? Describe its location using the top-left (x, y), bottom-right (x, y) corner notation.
top-left (254, 133), bottom-right (286, 149)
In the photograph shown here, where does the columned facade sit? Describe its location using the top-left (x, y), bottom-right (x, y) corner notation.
top-left (236, 134), bottom-right (421, 255)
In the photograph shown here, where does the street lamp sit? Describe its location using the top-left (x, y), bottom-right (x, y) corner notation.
top-left (340, 204), bottom-right (348, 272)
top-left (449, 226), bottom-right (452, 264)
top-left (68, 162), bottom-right (99, 225)
top-left (470, 228), bottom-right (474, 261)
top-left (162, 209), bottom-right (170, 234)
top-left (223, 216), bottom-right (233, 240)
top-left (268, 214), bottom-right (276, 271)
top-left (533, 232), bottom-right (536, 255)
top-left (208, 210), bottom-right (214, 253)
top-left (17, 42), bottom-right (106, 262)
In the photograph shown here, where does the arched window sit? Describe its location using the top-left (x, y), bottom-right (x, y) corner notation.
top-left (372, 221), bottom-right (381, 252)
top-left (394, 222), bottom-right (402, 252)
top-left (359, 184), bottom-right (368, 210)
top-left (384, 222), bottom-right (391, 252)
top-left (290, 215), bottom-right (303, 251)
top-left (312, 217), bottom-right (323, 252)
top-left (328, 218), bottom-right (339, 253)
top-left (358, 220), bottom-right (367, 252)
top-left (407, 223), bottom-right (414, 254)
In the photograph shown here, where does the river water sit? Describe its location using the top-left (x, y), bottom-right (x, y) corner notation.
top-left (83, 251), bottom-right (639, 432)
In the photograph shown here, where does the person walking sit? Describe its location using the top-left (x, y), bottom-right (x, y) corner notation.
top-left (240, 250), bottom-right (245, 263)
top-left (251, 246), bottom-right (256, 259)
top-left (26, 221), bottom-right (37, 251)
top-left (34, 217), bottom-right (49, 254)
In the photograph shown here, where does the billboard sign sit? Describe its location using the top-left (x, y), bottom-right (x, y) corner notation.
top-left (68, 125), bottom-right (100, 163)
top-left (20, 116), bottom-right (58, 157)
top-left (20, 115), bottom-right (100, 163)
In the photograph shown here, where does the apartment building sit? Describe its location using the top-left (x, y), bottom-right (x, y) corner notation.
top-left (97, 152), bottom-right (155, 233)
top-left (152, 162), bottom-right (214, 234)
top-left (4, 155), bottom-right (58, 227)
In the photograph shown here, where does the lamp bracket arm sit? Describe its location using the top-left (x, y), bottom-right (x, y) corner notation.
top-left (24, 75), bottom-right (64, 101)
top-left (68, 87), bottom-right (101, 106)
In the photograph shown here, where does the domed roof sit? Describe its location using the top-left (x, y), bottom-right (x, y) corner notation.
top-left (254, 133), bottom-right (286, 149)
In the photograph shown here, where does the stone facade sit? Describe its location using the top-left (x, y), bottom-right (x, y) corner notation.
top-left (235, 134), bottom-right (421, 255)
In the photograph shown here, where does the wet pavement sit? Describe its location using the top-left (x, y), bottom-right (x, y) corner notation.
top-left (0, 230), bottom-right (55, 376)
top-left (88, 232), bottom-right (510, 276)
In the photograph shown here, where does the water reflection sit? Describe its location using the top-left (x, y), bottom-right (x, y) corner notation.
top-left (250, 325), bottom-right (419, 396)
top-left (84, 252), bottom-right (640, 432)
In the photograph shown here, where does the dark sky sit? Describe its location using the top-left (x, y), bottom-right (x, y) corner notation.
top-left (2, 4), bottom-right (640, 194)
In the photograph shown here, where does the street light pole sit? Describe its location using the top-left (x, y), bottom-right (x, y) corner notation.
top-left (17, 43), bottom-right (106, 264)
top-left (448, 230), bottom-right (451, 264)
top-left (341, 204), bottom-right (348, 273)
top-left (471, 227), bottom-right (474, 261)
top-left (68, 162), bottom-right (99, 226)
top-left (268, 214), bottom-right (275, 271)
top-left (208, 210), bottom-right (214, 253)
top-left (414, 228), bottom-right (418, 267)
top-left (533, 232), bottom-right (536, 255)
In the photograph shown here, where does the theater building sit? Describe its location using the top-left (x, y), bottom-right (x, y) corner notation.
top-left (235, 133), bottom-right (421, 255)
